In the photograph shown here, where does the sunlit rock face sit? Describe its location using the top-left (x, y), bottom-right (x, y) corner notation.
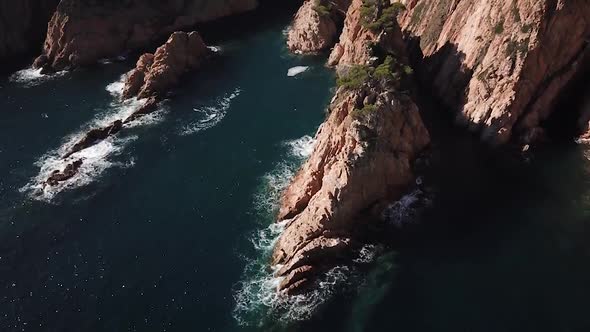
top-left (33, 0), bottom-right (257, 70)
top-left (397, 0), bottom-right (590, 145)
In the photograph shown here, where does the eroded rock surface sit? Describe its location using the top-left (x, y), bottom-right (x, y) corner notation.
top-left (33, 0), bottom-right (257, 70)
top-left (287, 0), bottom-right (352, 53)
top-left (328, 0), bottom-right (407, 70)
top-left (272, 81), bottom-right (430, 294)
top-left (397, 0), bottom-right (590, 145)
top-left (122, 31), bottom-right (210, 100)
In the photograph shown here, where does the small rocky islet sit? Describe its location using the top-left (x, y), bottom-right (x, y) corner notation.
top-left (1, 0), bottom-right (589, 330)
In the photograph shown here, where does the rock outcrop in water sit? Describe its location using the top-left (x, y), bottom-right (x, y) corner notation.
top-left (396, 0), bottom-right (590, 145)
top-left (122, 31), bottom-right (210, 100)
top-left (0, 0), bottom-right (59, 64)
top-left (287, 0), bottom-right (352, 53)
top-left (328, 0), bottom-right (407, 70)
top-left (33, 0), bottom-right (257, 71)
top-left (63, 120), bottom-right (123, 159)
top-left (44, 30), bottom-right (210, 187)
top-left (45, 159), bottom-right (83, 187)
top-left (275, 4), bottom-right (429, 294)
top-left (273, 77), bottom-right (430, 295)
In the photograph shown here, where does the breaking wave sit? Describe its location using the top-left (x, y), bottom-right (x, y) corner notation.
top-left (234, 134), bottom-right (361, 326)
top-left (252, 135), bottom-right (315, 215)
top-left (178, 88), bottom-right (241, 136)
top-left (382, 177), bottom-right (432, 228)
top-left (207, 46), bottom-right (222, 53)
top-left (9, 68), bottom-right (68, 88)
top-left (234, 133), bottom-right (429, 325)
top-left (21, 75), bottom-right (165, 202)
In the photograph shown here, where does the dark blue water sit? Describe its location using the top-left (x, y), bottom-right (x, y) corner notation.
top-left (2, 7), bottom-right (590, 332)
top-left (0, 10), bottom-right (335, 331)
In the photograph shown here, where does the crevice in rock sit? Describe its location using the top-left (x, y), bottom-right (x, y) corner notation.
top-left (541, 55), bottom-right (590, 142)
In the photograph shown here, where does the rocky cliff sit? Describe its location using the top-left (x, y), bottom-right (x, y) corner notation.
top-left (33, 0), bottom-right (257, 71)
top-left (397, 0), bottom-right (590, 145)
top-left (327, 0), bottom-right (407, 70)
top-left (287, 0), bottom-right (352, 53)
top-left (273, 82), bottom-right (429, 294)
top-left (122, 31), bottom-right (210, 100)
top-left (0, 0), bottom-right (59, 62)
top-left (275, 1), bottom-right (429, 294)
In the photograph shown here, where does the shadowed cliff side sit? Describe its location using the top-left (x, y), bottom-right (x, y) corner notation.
top-left (33, 0), bottom-right (258, 71)
top-left (396, 0), bottom-right (590, 146)
top-left (0, 0), bottom-right (59, 70)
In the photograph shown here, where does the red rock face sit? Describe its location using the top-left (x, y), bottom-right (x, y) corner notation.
top-left (397, 0), bottom-right (590, 145)
top-left (33, 0), bottom-right (257, 70)
top-left (122, 31), bottom-right (210, 100)
top-left (327, 0), bottom-right (376, 68)
top-left (0, 0), bottom-right (59, 63)
top-left (287, 0), bottom-right (352, 54)
top-left (327, 0), bottom-right (408, 71)
top-left (276, 2), bottom-right (430, 294)
top-left (273, 82), bottom-right (430, 294)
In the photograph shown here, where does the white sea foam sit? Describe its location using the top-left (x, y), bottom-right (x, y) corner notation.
top-left (233, 259), bottom-right (352, 325)
top-left (98, 54), bottom-right (127, 65)
top-left (207, 46), bottom-right (222, 53)
top-left (285, 135), bottom-right (315, 159)
top-left (252, 135), bottom-right (316, 215)
top-left (382, 188), bottom-right (423, 227)
top-left (22, 135), bottom-right (137, 202)
top-left (105, 73), bottom-right (128, 99)
top-left (353, 244), bottom-right (380, 264)
top-left (287, 66), bottom-right (309, 77)
top-left (233, 133), bottom-right (354, 326)
top-left (282, 26), bottom-right (291, 36)
top-left (252, 162), bottom-right (296, 215)
top-left (9, 68), bottom-right (68, 88)
top-left (22, 76), bottom-right (165, 201)
top-left (178, 88), bottom-right (241, 136)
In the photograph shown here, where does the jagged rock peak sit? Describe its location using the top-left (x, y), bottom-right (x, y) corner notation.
top-left (33, 0), bottom-right (257, 70)
top-left (122, 31), bottom-right (210, 100)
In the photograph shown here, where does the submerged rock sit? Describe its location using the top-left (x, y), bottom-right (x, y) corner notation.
top-left (122, 31), bottom-right (210, 100)
top-left (33, 0), bottom-right (257, 70)
top-left (63, 120), bottom-right (123, 159)
top-left (124, 97), bottom-right (160, 124)
top-left (45, 159), bottom-right (83, 187)
top-left (396, 0), bottom-right (590, 145)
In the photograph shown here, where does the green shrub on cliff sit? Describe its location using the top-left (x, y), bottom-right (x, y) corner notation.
top-left (337, 55), bottom-right (413, 90)
top-left (313, 0), bottom-right (332, 17)
top-left (361, 0), bottom-right (406, 32)
top-left (353, 103), bottom-right (378, 117)
top-left (337, 55), bottom-right (413, 91)
top-left (337, 65), bottom-right (373, 89)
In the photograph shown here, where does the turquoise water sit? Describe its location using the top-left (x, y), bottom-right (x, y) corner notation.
top-left (2, 5), bottom-right (590, 332)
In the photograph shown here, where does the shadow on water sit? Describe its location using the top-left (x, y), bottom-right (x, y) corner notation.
top-left (290, 59), bottom-right (590, 330)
